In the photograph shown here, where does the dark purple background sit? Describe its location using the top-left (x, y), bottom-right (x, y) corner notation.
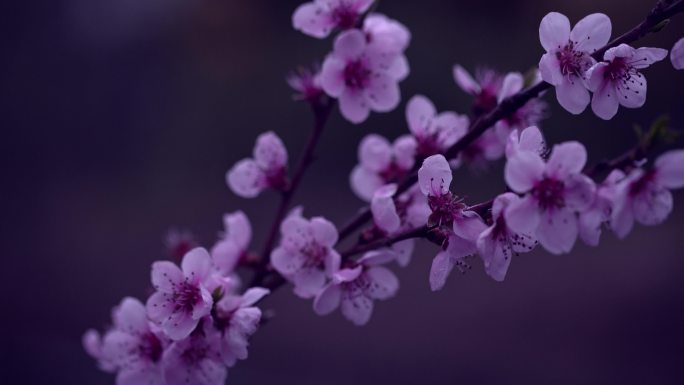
top-left (3, 0), bottom-right (684, 384)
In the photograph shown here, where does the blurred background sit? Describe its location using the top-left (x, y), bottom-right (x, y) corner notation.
top-left (2, 0), bottom-right (684, 384)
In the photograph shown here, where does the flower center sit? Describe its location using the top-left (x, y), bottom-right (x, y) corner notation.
top-left (174, 281), bottom-right (202, 313)
top-left (532, 177), bottom-right (565, 210)
top-left (344, 60), bottom-right (371, 90)
top-left (629, 169), bottom-right (656, 196)
top-left (139, 332), bottom-right (163, 363)
top-left (428, 192), bottom-right (466, 226)
top-left (379, 162), bottom-right (408, 182)
top-left (301, 242), bottom-right (327, 268)
top-left (556, 42), bottom-right (593, 77)
top-left (181, 341), bottom-right (208, 366)
top-left (332, 3), bottom-right (359, 29)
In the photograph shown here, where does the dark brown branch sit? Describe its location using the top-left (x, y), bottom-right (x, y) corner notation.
top-left (340, 225), bottom-right (432, 259)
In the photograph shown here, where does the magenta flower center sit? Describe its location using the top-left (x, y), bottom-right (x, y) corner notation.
top-left (603, 57), bottom-right (644, 95)
top-left (301, 242), bottom-right (327, 268)
top-left (532, 177), bottom-right (565, 210)
top-left (181, 342), bottom-right (209, 366)
top-left (629, 169), bottom-right (656, 196)
top-left (428, 192), bottom-right (466, 226)
top-left (139, 332), bottom-right (163, 363)
top-left (379, 162), bottom-right (408, 182)
top-left (173, 281), bottom-right (202, 313)
top-left (556, 42), bottom-right (593, 77)
top-left (344, 60), bottom-right (371, 89)
top-left (331, 4), bottom-right (359, 29)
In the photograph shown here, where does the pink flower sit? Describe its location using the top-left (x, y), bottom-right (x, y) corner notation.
top-left (504, 141), bottom-right (596, 254)
top-left (146, 248), bottom-right (214, 340)
top-left (287, 64), bottom-right (324, 102)
top-left (418, 155), bottom-right (487, 290)
top-left (672, 37), bottom-right (684, 70)
top-left (100, 298), bottom-right (167, 385)
top-left (313, 251), bottom-right (399, 326)
top-left (505, 125), bottom-right (547, 159)
top-left (405, 94), bottom-right (469, 158)
top-left (161, 318), bottom-right (226, 385)
top-left (587, 44), bottom-right (668, 120)
top-left (320, 29), bottom-right (405, 123)
top-left (495, 73), bottom-right (548, 134)
top-left (611, 150), bottom-right (684, 238)
top-left (363, 13), bottom-right (411, 80)
top-left (292, 0), bottom-right (373, 39)
top-left (538, 12), bottom-right (611, 114)
top-left (164, 228), bottom-right (197, 262)
top-left (453, 65), bottom-right (503, 115)
top-left (227, 131), bottom-right (288, 198)
top-left (578, 169), bottom-right (625, 246)
top-left (476, 193), bottom-right (536, 282)
top-left (350, 133), bottom-right (416, 201)
top-left (211, 211), bottom-right (251, 275)
top-left (270, 213), bottom-right (341, 298)
top-left (370, 184), bottom-right (430, 266)
top-left (83, 329), bottom-right (116, 373)
top-left (215, 287), bottom-right (269, 367)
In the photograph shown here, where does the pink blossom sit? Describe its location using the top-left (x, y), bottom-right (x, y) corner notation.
top-left (453, 65), bottom-right (503, 115)
top-left (611, 150), bottom-right (684, 238)
top-left (672, 37), bottom-right (684, 70)
top-left (211, 211), bottom-right (251, 275)
top-left (405, 94), bottom-right (469, 158)
top-left (287, 64), bottom-right (324, 102)
top-left (292, 0), bottom-right (373, 39)
top-left (538, 12), bottom-right (611, 114)
top-left (578, 169), bottom-right (625, 246)
top-left (370, 184), bottom-right (430, 266)
top-left (363, 13), bottom-right (411, 81)
top-left (313, 251), bottom-right (398, 326)
top-left (587, 44), bottom-right (668, 120)
top-left (504, 141), bottom-right (596, 254)
top-left (83, 329), bottom-right (116, 373)
top-left (146, 248), bottom-right (214, 340)
top-left (227, 131), bottom-right (288, 198)
top-left (418, 155), bottom-right (487, 289)
top-left (350, 133), bottom-right (416, 201)
top-left (101, 298), bottom-right (166, 385)
top-left (476, 193), bottom-right (536, 282)
top-left (320, 29), bottom-right (405, 123)
top-left (215, 287), bottom-right (269, 367)
top-left (505, 125), bottom-right (547, 159)
top-left (164, 228), bottom-right (197, 262)
top-left (161, 318), bottom-right (226, 385)
top-left (270, 213), bottom-right (341, 298)
top-left (495, 73), bottom-right (548, 134)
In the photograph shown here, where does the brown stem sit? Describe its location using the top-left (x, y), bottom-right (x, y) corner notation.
top-left (340, 225), bottom-right (432, 259)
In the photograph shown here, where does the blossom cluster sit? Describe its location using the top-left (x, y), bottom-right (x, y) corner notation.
top-left (85, 1), bottom-right (684, 384)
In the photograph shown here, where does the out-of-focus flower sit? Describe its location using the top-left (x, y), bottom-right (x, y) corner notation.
top-left (587, 44), bottom-right (668, 120)
top-left (287, 65), bottom-right (325, 102)
top-left (293, 0), bottom-right (374, 39)
top-left (211, 211), bottom-right (251, 275)
top-left (505, 125), bottom-right (546, 159)
top-left (453, 65), bottom-right (503, 116)
top-left (405, 95), bottom-right (469, 158)
top-left (538, 12), bottom-right (611, 114)
top-left (313, 251), bottom-right (398, 326)
top-left (578, 169), bottom-right (625, 246)
top-left (227, 132), bottom-right (288, 198)
top-left (611, 150), bottom-right (684, 238)
top-left (671, 37), bottom-right (684, 69)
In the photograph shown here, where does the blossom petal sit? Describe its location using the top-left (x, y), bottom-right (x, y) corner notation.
top-left (477, 227), bottom-right (511, 282)
top-left (320, 57), bottom-right (346, 97)
top-left (418, 154), bottom-right (452, 196)
top-left (546, 141), bottom-right (587, 180)
top-left (539, 53), bottom-right (563, 86)
top-left (565, 174), bottom-right (596, 211)
top-left (358, 133), bottom-right (392, 172)
top-left (371, 184), bottom-right (400, 234)
top-left (313, 284), bottom-right (342, 315)
top-left (579, 207), bottom-right (604, 247)
top-left (452, 64), bottom-right (481, 94)
top-left (350, 165), bottom-right (384, 202)
top-left (223, 211), bottom-right (251, 250)
top-left (392, 239), bottom-right (414, 267)
top-left (406, 94), bottom-right (436, 137)
top-left (365, 267), bottom-right (399, 300)
top-left (610, 185), bottom-right (635, 239)
top-left (504, 151), bottom-right (545, 193)
top-left (671, 37), bottom-right (684, 70)
top-left (429, 250), bottom-right (455, 291)
top-left (311, 216), bottom-right (338, 247)
top-left (181, 248), bottom-right (212, 282)
top-left (615, 72), bottom-right (646, 109)
top-left (591, 79), bottom-right (619, 120)
top-left (631, 47), bottom-right (668, 69)
top-left (292, 3), bottom-right (333, 39)
top-left (387, 55), bottom-right (410, 81)
top-left (655, 150), bottom-right (684, 189)
top-left (536, 209), bottom-right (578, 254)
top-left (633, 187), bottom-right (673, 226)
top-left (113, 297), bottom-right (148, 334)
top-left (339, 88), bottom-right (371, 124)
top-left (365, 73), bottom-right (400, 112)
top-left (146, 291), bottom-right (173, 322)
top-left (556, 76), bottom-right (590, 114)
top-left (151, 261), bottom-right (183, 292)
top-left (334, 29), bottom-right (366, 61)
top-left (341, 293), bottom-right (374, 326)
top-left (571, 13), bottom-right (612, 53)
top-left (498, 72), bottom-right (523, 102)
top-left (293, 268), bottom-right (326, 299)
top-left (226, 159), bottom-right (267, 198)
top-left (270, 247), bottom-right (302, 276)
top-left (452, 211), bottom-right (487, 242)
top-left (211, 240), bottom-right (241, 274)
top-left (504, 194), bottom-right (541, 235)
top-left (539, 12), bottom-right (571, 52)
top-left (253, 131), bottom-right (287, 171)
top-left (392, 135), bottom-right (417, 170)
top-left (162, 312), bottom-right (199, 341)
